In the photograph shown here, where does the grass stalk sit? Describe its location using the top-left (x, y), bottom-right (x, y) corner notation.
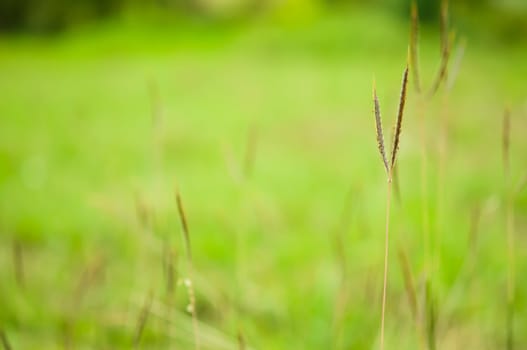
top-left (380, 179), bottom-right (392, 350)
top-left (133, 291), bottom-right (153, 348)
top-left (374, 64), bottom-right (408, 350)
top-left (502, 108), bottom-right (515, 350)
top-left (429, 0), bottom-right (451, 98)
top-left (397, 245), bottom-right (426, 349)
top-left (12, 238), bottom-right (24, 289)
top-left (0, 330), bottom-right (12, 350)
top-left (243, 124), bottom-right (258, 181)
top-left (425, 280), bottom-right (436, 350)
top-left (163, 244), bottom-right (178, 345)
top-left (331, 188), bottom-right (353, 349)
top-left (410, 0), bottom-right (421, 93)
top-left (238, 330), bottom-right (246, 350)
top-left (164, 245), bottom-right (178, 299)
top-left (175, 189), bottom-right (200, 350)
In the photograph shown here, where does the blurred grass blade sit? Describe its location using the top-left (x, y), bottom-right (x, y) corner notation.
top-left (410, 1), bottom-right (421, 93)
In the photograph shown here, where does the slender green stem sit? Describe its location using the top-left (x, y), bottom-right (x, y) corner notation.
top-left (380, 177), bottom-right (393, 350)
top-left (506, 176), bottom-right (515, 350)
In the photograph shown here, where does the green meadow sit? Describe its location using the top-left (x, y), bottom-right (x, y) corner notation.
top-left (0, 7), bottom-right (526, 349)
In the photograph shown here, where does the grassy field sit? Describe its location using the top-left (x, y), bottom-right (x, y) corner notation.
top-left (0, 8), bottom-right (526, 349)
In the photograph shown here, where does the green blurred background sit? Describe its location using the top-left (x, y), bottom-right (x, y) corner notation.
top-left (0, 0), bottom-right (526, 349)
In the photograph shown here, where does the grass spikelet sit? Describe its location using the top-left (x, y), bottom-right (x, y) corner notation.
top-left (410, 1), bottom-right (421, 93)
top-left (390, 65), bottom-right (409, 171)
top-left (373, 81), bottom-right (389, 175)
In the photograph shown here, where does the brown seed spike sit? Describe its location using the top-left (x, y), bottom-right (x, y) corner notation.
top-left (373, 81), bottom-right (389, 175)
top-left (410, 0), bottom-right (421, 93)
top-left (176, 189), bottom-right (192, 263)
top-left (390, 66), bottom-right (409, 173)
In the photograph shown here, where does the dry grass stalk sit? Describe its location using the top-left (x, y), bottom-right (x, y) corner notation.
top-left (468, 205), bottom-right (482, 251)
top-left (133, 291), bottom-right (153, 348)
top-left (502, 108), bottom-right (511, 177)
top-left (502, 108), bottom-right (515, 350)
top-left (515, 173), bottom-right (527, 196)
top-left (134, 192), bottom-right (151, 232)
top-left (397, 247), bottom-right (418, 323)
top-left (175, 189), bottom-right (200, 350)
top-left (429, 0), bottom-right (452, 97)
top-left (416, 97), bottom-right (432, 350)
top-left (0, 330), bottom-right (12, 350)
top-left (392, 163), bottom-right (402, 203)
top-left (238, 330), bottom-right (246, 350)
top-left (374, 64), bottom-right (409, 350)
top-left (425, 280), bottom-right (436, 350)
top-left (408, 3), bottom-right (436, 343)
top-left (148, 79), bottom-right (163, 128)
top-left (379, 175), bottom-right (393, 350)
top-left (243, 124), bottom-right (258, 181)
top-left (331, 188), bottom-right (354, 347)
top-left (184, 278), bottom-right (200, 350)
top-left (436, 205), bottom-right (481, 338)
top-left (446, 39), bottom-right (466, 91)
top-left (164, 245), bottom-right (178, 298)
top-left (410, 1), bottom-right (421, 93)
top-left (73, 255), bottom-right (106, 305)
top-left (176, 190), bottom-right (192, 264)
top-left (439, 0), bottom-right (449, 56)
top-left (162, 244), bottom-right (178, 346)
top-left (12, 238), bottom-right (24, 289)
top-left (396, 246), bottom-right (426, 349)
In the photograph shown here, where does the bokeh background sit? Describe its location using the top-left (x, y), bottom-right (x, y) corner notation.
top-left (1, 0), bottom-right (526, 349)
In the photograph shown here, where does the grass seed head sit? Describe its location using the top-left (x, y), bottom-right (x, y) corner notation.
top-left (373, 81), bottom-right (389, 176)
top-left (390, 65), bottom-right (409, 173)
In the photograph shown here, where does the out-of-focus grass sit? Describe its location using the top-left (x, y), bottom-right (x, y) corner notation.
top-left (0, 8), bottom-right (526, 349)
